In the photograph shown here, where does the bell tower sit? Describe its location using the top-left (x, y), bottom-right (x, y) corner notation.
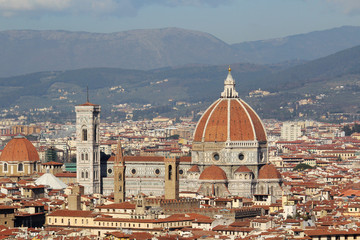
top-left (114, 140), bottom-right (126, 203)
top-left (164, 157), bottom-right (179, 200)
top-left (75, 101), bottom-right (101, 194)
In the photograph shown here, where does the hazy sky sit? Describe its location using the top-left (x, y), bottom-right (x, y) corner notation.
top-left (1, 0), bottom-right (360, 43)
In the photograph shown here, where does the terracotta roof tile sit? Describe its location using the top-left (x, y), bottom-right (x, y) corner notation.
top-left (199, 165), bottom-right (227, 180)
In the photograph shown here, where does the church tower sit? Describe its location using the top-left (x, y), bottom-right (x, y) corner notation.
top-left (75, 101), bottom-right (101, 194)
top-left (164, 157), bottom-right (179, 200)
top-left (114, 140), bottom-right (126, 203)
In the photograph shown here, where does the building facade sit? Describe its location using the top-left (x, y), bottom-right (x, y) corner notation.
top-left (99, 69), bottom-right (282, 198)
top-left (75, 102), bottom-right (101, 194)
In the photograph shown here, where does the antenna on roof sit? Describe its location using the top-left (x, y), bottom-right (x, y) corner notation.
top-left (86, 86), bottom-right (89, 103)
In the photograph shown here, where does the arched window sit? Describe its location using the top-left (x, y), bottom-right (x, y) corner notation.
top-left (33, 163), bottom-right (37, 171)
top-left (85, 153), bottom-right (88, 161)
top-left (168, 165), bottom-right (172, 180)
top-left (82, 129), bottom-right (88, 141)
top-left (85, 171), bottom-right (89, 179)
top-left (3, 163), bottom-right (8, 172)
top-left (81, 171), bottom-right (85, 179)
top-left (18, 163), bottom-right (23, 172)
top-left (81, 153), bottom-right (84, 161)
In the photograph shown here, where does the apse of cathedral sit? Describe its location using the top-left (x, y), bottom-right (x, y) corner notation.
top-left (76, 68), bottom-right (282, 197)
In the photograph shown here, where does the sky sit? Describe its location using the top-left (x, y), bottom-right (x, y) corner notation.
top-left (1, 0), bottom-right (360, 43)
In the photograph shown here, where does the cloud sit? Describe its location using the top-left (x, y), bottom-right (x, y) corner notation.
top-left (0, 0), bottom-right (232, 17)
top-left (326, 0), bottom-right (360, 14)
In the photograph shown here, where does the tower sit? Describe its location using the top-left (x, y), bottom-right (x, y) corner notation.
top-left (75, 101), bottom-right (101, 194)
top-left (164, 157), bottom-right (179, 200)
top-left (114, 140), bottom-right (126, 203)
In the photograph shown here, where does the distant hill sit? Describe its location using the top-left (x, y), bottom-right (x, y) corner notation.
top-left (1, 42), bottom-right (360, 122)
top-left (2, 26), bottom-right (360, 77)
top-left (0, 28), bottom-right (236, 77)
top-left (232, 26), bottom-right (360, 64)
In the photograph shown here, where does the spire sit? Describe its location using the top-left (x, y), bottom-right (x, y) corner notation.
top-left (115, 139), bottom-right (124, 166)
top-left (221, 67), bottom-right (238, 98)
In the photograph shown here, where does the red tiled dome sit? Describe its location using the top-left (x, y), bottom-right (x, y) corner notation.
top-left (188, 165), bottom-right (200, 173)
top-left (0, 136), bottom-right (39, 162)
top-left (193, 98), bottom-right (266, 143)
top-left (258, 164), bottom-right (281, 179)
top-left (235, 166), bottom-right (253, 173)
top-left (199, 165), bottom-right (227, 180)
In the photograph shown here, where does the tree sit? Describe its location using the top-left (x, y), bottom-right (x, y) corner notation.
top-left (45, 146), bottom-right (58, 162)
top-left (293, 163), bottom-right (313, 171)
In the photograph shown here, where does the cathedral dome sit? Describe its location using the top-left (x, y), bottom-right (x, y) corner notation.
top-left (258, 164), bottom-right (281, 180)
top-left (0, 136), bottom-right (39, 162)
top-left (193, 69), bottom-right (266, 143)
top-left (199, 165), bottom-right (227, 180)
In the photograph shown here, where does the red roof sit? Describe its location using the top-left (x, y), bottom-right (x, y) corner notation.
top-left (235, 166), bottom-right (253, 173)
top-left (0, 136), bottom-right (39, 162)
top-left (258, 164), bottom-right (281, 179)
top-left (199, 165), bottom-right (227, 180)
top-left (188, 165), bottom-right (200, 173)
top-left (96, 202), bottom-right (135, 210)
top-left (78, 102), bottom-right (98, 106)
top-left (193, 98), bottom-right (266, 142)
top-left (42, 161), bottom-right (63, 166)
top-left (48, 209), bottom-right (97, 218)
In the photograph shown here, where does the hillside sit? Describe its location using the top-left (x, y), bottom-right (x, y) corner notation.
top-left (1, 42), bottom-right (360, 122)
top-left (232, 26), bottom-right (360, 64)
top-left (2, 26), bottom-right (360, 77)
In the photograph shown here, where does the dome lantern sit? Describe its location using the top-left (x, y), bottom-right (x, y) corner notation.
top-left (221, 67), bottom-right (238, 98)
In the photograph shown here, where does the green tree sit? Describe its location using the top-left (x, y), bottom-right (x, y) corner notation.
top-left (293, 163), bottom-right (313, 171)
top-left (45, 147), bottom-right (58, 162)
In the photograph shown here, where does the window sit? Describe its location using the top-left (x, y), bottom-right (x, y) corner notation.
top-left (82, 129), bottom-right (88, 141)
top-left (168, 165), bottom-right (172, 180)
top-left (94, 125), bottom-right (97, 142)
top-left (85, 153), bottom-right (88, 161)
top-left (81, 153), bottom-right (84, 161)
top-left (81, 171), bottom-right (85, 179)
top-left (3, 163), bottom-right (8, 172)
top-left (85, 171), bottom-right (89, 179)
top-left (18, 163), bottom-right (23, 172)
top-left (33, 163), bottom-right (36, 171)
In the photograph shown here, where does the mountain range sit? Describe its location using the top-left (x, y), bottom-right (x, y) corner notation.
top-left (2, 26), bottom-right (360, 77)
top-left (1, 39), bottom-right (360, 122)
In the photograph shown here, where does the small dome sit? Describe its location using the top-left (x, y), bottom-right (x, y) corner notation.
top-left (235, 166), bottom-right (253, 173)
top-left (0, 136), bottom-right (39, 162)
top-left (258, 164), bottom-right (281, 179)
top-left (199, 165), bottom-right (227, 180)
top-left (188, 165), bottom-right (200, 173)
